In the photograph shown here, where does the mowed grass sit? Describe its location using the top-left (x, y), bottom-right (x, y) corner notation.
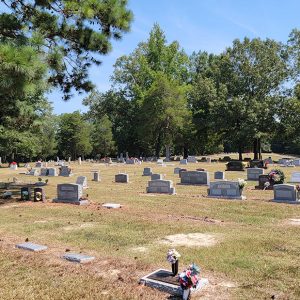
top-left (0, 153), bottom-right (299, 299)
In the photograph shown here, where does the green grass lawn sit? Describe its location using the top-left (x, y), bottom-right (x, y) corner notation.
top-left (0, 154), bottom-right (299, 299)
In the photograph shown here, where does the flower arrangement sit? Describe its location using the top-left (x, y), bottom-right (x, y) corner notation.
top-left (10, 161), bottom-right (17, 165)
top-left (179, 263), bottom-right (200, 290)
top-left (268, 169), bottom-right (285, 184)
top-left (167, 249), bottom-right (181, 264)
top-left (238, 178), bottom-right (247, 189)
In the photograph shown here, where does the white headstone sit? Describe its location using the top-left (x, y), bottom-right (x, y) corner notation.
top-left (291, 172), bottom-right (300, 183)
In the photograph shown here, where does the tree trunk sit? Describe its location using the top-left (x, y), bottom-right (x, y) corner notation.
top-left (183, 146), bottom-right (188, 159)
top-left (238, 144), bottom-right (243, 161)
top-left (253, 138), bottom-right (258, 160)
top-left (258, 138), bottom-right (262, 160)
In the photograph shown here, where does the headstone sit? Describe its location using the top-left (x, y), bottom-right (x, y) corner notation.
top-left (10, 163), bottom-right (18, 170)
top-left (256, 174), bottom-right (273, 190)
top-left (35, 162), bottom-right (43, 168)
top-left (59, 166), bottom-right (72, 177)
top-left (146, 179), bottom-right (175, 194)
top-left (226, 161), bottom-right (245, 171)
top-left (68, 157), bottom-right (71, 163)
top-left (24, 163), bottom-right (30, 168)
top-left (63, 253), bottom-right (95, 263)
top-left (54, 183), bottom-right (88, 205)
top-left (16, 242), bottom-right (48, 252)
top-left (40, 168), bottom-right (49, 176)
top-left (33, 187), bottom-right (45, 202)
top-left (264, 157), bottom-right (273, 164)
top-left (208, 181), bottom-right (246, 200)
top-left (174, 167), bottom-right (182, 174)
top-left (143, 167), bottom-right (152, 176)
top-left (48, 168), bottom-right (57, 176)
top-left (206, 157), bottom-right (211, 163)
top-left (247, 168), bottom-right (264, 180)
top-left (214, 171), bottom-right (225, 180)
top-left (290, 172), bottom-right (300, 183)
top-left (180, 159), bottom-right (188, 165)
top-left (21, 187), bottom-right (31, 201)
top-left (187, 156), bottom-right (197, 163)
top-left (151, 173), bottom-right (163, 180)
top-left (115, 173), bottom-right (129, 183)
top-left (102, 203), bottom-right (121, 209)
top-left (28, 168), bottom-right (41, 176)
top-left (92, 171), bottom-right (100, 182)
top-left (293, 159), bottom-right (300, 166)
top-left (78, 157), bottom-right (82, 165)
top-left (196, 168), bottom-right (206, 171)
top-left (180, 171), bottom-right (209, 185)
top-left (76, 176), bottom-right (88, 189)
top-left (0, 157), bottom-right (1, 164)
top-left (56, 156), bottom-right (59, 162)
top-left (178, 168), bottom-right (187, 178)
top-left (273, 184), bottom-right (299, 203)
top-left (126, 152), bottom-right (129, 161)
top-left (250, 160), bottom-right (264, 168)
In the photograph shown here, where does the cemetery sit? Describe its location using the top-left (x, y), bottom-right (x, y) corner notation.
top-left (0, 153), bottom-right (300, 299)
top-left (1, 1), bottom-right (300, 299)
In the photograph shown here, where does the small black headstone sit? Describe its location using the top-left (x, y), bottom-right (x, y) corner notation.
top-left (34, 187), bottom-right (45, 202)
top-left (21, 187), bottom-right (30, 201)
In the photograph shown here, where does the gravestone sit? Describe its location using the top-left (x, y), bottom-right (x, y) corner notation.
top-left (226, 161), bottom-right (245, 171)
top-left (151, 173), bottom-right (162, 180)
top-left (187, 156), bottom-right (197, 163)
top-left (208, 181), bottom-right (246, 200)
top-left (54, 183), bottom-right (88, 205)
top-left (34, 187), bottom-right (45, 202)
top-left (115, 173), bottom-right (129, 183)
top-left (180, 171), bottom-right (209, 185)
top-left (174, 167), bottom-right (182, 174)
top-left (143, 167), bottom-right (153, 176)
top-left (40, 168), bottom-right (49, 176)
top-left (28, 168), bottom-right (40, 176)
top-left (206, 157), bottom-right (211, 163)
top-left (102, 203), bottom-right (121, 209)
top-left (76, 176), bottom-right (88, 189)
top-left (10, 163), bottom-right (18, 170)
top-left (35, 162), bottom-right (43, 168)
top-left (21, 187), bottom-right (31, 201)
top-left (290, 172), bottom-right (300, 183)
top-left (250, 160), bottom-right (264, 168)
top-left (180, 159), bottom-right (188, 165)
top-left (196, 168), bottom-right (206, 171)
top-left (256, 174), bottom-right (273, 190)
top-left (48, 168), bottom-right (57, 176)
top-left (214, 171), bottom-right (225, 180)
top-left (16, 242), bottom-right (48, 252)
top-left (293, 159), bottom-right (300, 166)
top-left (24, 163), bottom-right (30, 168)
top-left (264, 157), bottom-right (273, 164)
top-left (146, 180), bottom-right (175, 194)
top-left (78, 157), bottom-right (82, 165)
top-left (178, 168), bottom-right (187, 178)
top-left (0, 157), bottom-right (1, 164)
top-left (63, 253), bottom-right (95, 263)
top-left (247, 168), bottom-right (264, 180)
top-left (92, 171), bottom-right (100, 182)
top-left (59, 166), bottom-right (72, 177)
top-left (157, 159), bottom-right (165, 166)
top-left (273, 184), bottom-right (299, 204)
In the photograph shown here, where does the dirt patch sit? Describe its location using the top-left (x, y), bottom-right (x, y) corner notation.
top-left (160, 233), bottom-right (219, 247)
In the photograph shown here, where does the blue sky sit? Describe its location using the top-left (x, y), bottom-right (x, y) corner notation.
top-left (51, 0), bottom-right (300, 114)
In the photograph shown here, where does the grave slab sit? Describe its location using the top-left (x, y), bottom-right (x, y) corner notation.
top-left (140, 269), bottom-right (208, 297)
top-left (102, 203), bottom-right (121, 209)
top-left (16, 242), bottom-right (48, 252)
top-left (63, 253), bottom-right (95, 263)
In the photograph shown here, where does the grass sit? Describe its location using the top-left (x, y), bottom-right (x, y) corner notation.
top-left (0, 153), bottom-right (299, 299)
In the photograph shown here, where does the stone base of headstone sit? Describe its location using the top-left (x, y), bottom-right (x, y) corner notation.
top-left (139, 269), bottom-right (208, 297)
top-left (102, 203), bottom-right (121, 209)
top-left (254, 185), bottom-right (273, 190)
top-left (53, 199), bottom-right (89, 205)
top-left (63, 253), bottom-right (95, 263)
top-left (16, 242), bottom-right (48, 252)
top-left (272, 199), bottom-right (300, 204)
top-left (207, 195), bottom-right (246, 200)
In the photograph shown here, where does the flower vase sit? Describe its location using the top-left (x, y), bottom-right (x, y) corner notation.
top-left (182, 288), bottom-right (191, 300)
top-left (172, 260), bottom-right (178, 276)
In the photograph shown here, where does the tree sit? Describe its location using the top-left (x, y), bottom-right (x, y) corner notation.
top-left (57, 111), bottom-right (92, 159)
top-left (1, 0), bottom-right (133, 99)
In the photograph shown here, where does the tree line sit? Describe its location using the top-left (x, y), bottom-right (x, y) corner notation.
top-left (1, 1), bottom-right (300, 162)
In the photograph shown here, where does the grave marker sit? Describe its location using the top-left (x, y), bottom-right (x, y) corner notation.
top-left (247, 168), bottom-right (264, 180)
top-left (146, 180), bottom-right (175, 194)
top-left (151, 173), bottom-right (163, 180)
top-left (143, 167), bottom-right (152, 176)
top-left (214, 171), bottom-right (225, 180)
top-left (76, 176), bottom-right (88, 189)
top-left (63, 253), bottom-right (95, 263)
top-left (16, 242), bottom-right (48, 252)
top-left (208, 181), bottom-right (246, 200)
top-left (115, 173), bottom-right (129, 183)
top-left (273, 184), bottom-right (299, 204)
top-left (54, 183), bottom-right (88, 205)
top-left (180, 171), bottom-right (209, 185)
top-left (290, 172), bottom-right (300, 183)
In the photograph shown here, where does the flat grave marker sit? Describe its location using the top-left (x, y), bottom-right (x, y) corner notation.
top-left (16, 242), bottom-right (48, 252)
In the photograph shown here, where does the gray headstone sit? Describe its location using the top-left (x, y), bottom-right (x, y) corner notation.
top-left (180, 171), bottom-right (209, 185)
top-left (180, 159), bottom-right (188, 165)
top-left (143, 167), bottom-right (152, 176)
top-left (54, 183), bottom-right (88, 205)
top-left (208, 181), bottom-right (245, 200)
top-left (293, 159), bottom-right (300, 166)
top-left (63, 253), bottom-right (95, 263)
top-left (40, 168), bottom-right (48, 176)
top-left (59, 166), bottom-right (72, 177)
top-left (174, 167), bottom-right (182, 174)
top-left (48, 168), bottom-right (57, 176)
top-left (214, 171), bottom-right (225, 180)
top-left (290, 172), bottom-right (300, 183)
top-left (115, 173), bottom-right (129, 183)
top-left (92, 171), bottom-right (100, 182)
top-left (247, 168), bottom-right (264, 180)
top-left (76, 176), bottom-right (88, 188)
top-left (35, 162), bottom-right (43, 168)
top-left (16, 242), bottom-right (48, 252)
top-left (151, 173), bottom-right (163, 180)
top-left (28, 168), bottom-right (41, 176)
top-left (146, 180), bottom-right (175, 194)
top-left (187, 156), bottom-right (197, 163)
top-left (273, 184), bottom-right (298, 203)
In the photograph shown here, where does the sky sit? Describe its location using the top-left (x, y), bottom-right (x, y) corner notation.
top-left (51, 0), bottom-right (300, 114)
